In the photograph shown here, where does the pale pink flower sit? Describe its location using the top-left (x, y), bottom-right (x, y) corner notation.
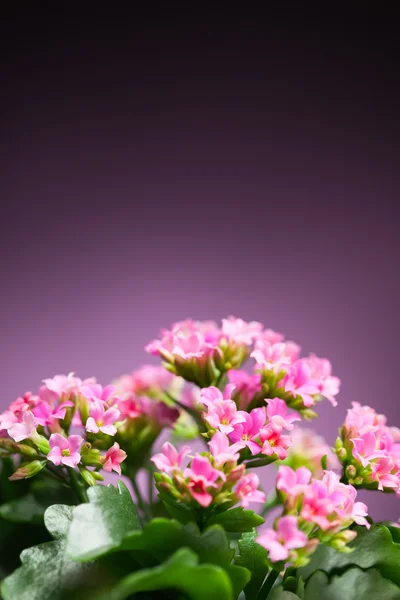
top-left (184, 455), bottom-right (224, 507)
top-left (321, 471), bottom-right (370, 529)
top-left (257, 516), bottom-right (308, 562)
top-left (229, 408), bottom-right (265, 455)
top-left (0, 410), bottom-right (18, 431)
top-left (371, 456), bottom-right (400, 490)
top-left (227, 370), bottom-right (262, 409)
top-left (86, 400), bottom-right (121, 436)
top-left (199, 384), bottom-right (236, 407)
top-left (221, 316), bottom-right (263, 345)
top-left (301, 479), bottom-right (338, 530)
top-left (8, 392), bottom-right (40, 415)
top-left (256, 328), bottom-right (285, 345)
top-left (8, 411), bottom-right (37, 442)
top-left (276, 466), bottom-right (312, 497)
top-left (266, 398), bottom-right (300, 430)
top-left (235, 472), bottom-right (266, 507)
top-left (281, 361), bottom-right (320, 407)
top-left (304, 354), bottom-right (340, 406)
top-left (251, 342), bottom-right (293, 373)
top-left (80, 383), bottom-right (118, 406)
top-left (146, 319), bottom-right (219, 360)
top-left (47, 433), bottom-right (83, 468)
top-left (41, 373), bottom-right (94, 403)
top-left (208, 431), bottom-right (245, 466)
top-left (345, 402), bottom-right (384, 436)
top-left (103, 442), bottom-right (127, 475)
top-left (151, 442), bottom-right (191, 474)
top-left (259, 422), bottom-right (291, 459)
top-left (351, 431), bottom-right (385, 467)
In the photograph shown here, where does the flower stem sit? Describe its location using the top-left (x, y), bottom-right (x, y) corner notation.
top-left (256, 569), bottom-right (280, 599)
top-left (131, 476), bottom-right (151, 521)
top-left (67, 467), bottom-right (88, 503)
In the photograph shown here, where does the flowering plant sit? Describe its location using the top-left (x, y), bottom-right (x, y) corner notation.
top-left (0, 317), bottom-right (399, 600)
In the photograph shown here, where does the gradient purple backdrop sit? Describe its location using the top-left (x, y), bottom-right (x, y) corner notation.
top-left (1, 8), bottom-right (399, 519)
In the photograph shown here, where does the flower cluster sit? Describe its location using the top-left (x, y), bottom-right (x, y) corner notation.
top-left (199, 385), bottom-right (299, 461)
top-left (257, 466), bottom-right (369, 565)
top-left (0, 374), bottom-right (128, 481)
top-left (146, 317), bottom-right (263, 387)
top-left (336, 402), bottom-right (400, 494)
top-left (152, 435), bottom-right (265, 509)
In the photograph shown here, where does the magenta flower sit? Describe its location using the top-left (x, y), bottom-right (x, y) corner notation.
top-left (184, 455), bottom-right (224, 507)
top-left (8, 411), bottom-right (37, 442)
top-left (282, 361), bottom-right (320, 408)
top-left (86, 401), bottom-right (121, 436)
top-left (259, 422), bottom-right (291, 459)
top-left (235, 472), bottom-right (266, 507)
top-left (151, 442), bottom-right (191, 474)
top-left (229, 408), bottom-right (266, 455)
top-left (266, 398), bottom-right (300, 430)
top-left (276, 466), bottom-right (312, 497)
top-left (118, 395), bottom-right (143, 420)
top-left (32, 399), bottom-right (73, 427)
top-left (103, 442), bottom-right (127, 475)
top-left (208, 431), bottom-right (245, 466)
top-left (257, 516), bottom-right (308, 562)
top-left (47, 433), bottom-right (84, 468)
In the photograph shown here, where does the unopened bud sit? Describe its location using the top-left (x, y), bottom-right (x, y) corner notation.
top-left (79, 467), bottom-right (97, 487)
top-left (81, 449), bottom-right (103, 468)
top-left (335, 436), bottom-right (343, 451)
top-left (345, 465), bottom-right (357, 479)
top-left (30, 433), bottom-right (50, 455)
top-left (91, 471), bottom-right (104, 481)
top-left (9, 459), bottom-right (47, 481)
top-left (227, 464), bottom-right (245, 483)
top-left (337, 448), bottom-right (347, 461)
top-left (353, 476), bottom-right (364, 486)
top-left (0, 438), bottom-right (39, 458)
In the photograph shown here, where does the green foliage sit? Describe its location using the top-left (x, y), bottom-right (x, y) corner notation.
top-left (207, 507), bottom-right (265, 533)
top-left (234, 529), bottom-right (269, 600)
top-left (304, 568), bottom-right (400, 600)
top-left (66, 481), bottom-right (141, 561)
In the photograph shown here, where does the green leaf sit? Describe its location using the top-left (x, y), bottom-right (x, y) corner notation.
top-left (158, 489), bottom-right (196, 524)
top-left (0, 505), bottom-right (95, 600)
top-left (304, 567), bottom-right (400, 600)
top-left (125, 517), bottom-right (234, 567)
top-left (0, 493), bottom-right (45, 524)
top-left (66, 481), bottom-right (141, 561)
top-left (207, 507), bottom-right (265, 532)
top-left (300, 524), bottom-right (400, 586)
top-left (234, 529), bottom-right (269, 600)
top-left (102, 547), bottom-right (234, 600)
top-left (269, 590), bottom-right (302, 600)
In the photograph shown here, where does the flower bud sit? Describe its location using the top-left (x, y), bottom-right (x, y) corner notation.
top-left (79, 467), bottom-right (97, 487)
top-left (337, 447), bottom-right (347, 461)
top-left (30, 432), bottom-right (50, 455)
top-left (0, 438), bottom-right (39, 458)
top-left (345, 465), bottom-right (357, 480)
top-left (9, 459), bottom-right (47, 481)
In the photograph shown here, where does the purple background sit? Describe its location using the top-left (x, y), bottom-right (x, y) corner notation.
top-left (1, 8), bottom-right (399, 519)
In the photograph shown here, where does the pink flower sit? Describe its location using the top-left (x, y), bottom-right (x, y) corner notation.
top-left (266, 398), bottom-right (300, 430)
top-left (251, 342), bottom-right (293, 373)
top-left (86, 401), bottom-right (121, 436)
top-left (141, 398), bottom-right (179, 426)
top-left (80, 383), bottom-right (118, 406)
top-left (151, 442), bottom-right (191, 474)
top-left (371, 456), bottom-right (400, 490)
top-left (301, 479), bottom-right (337, 530)
top-left (221, 316), bottom-right (263, 345)
top-left (32, 399), bottom-right (73, 427)
top-left (235, 472), bottom-right (266, 507)
top-left (351, 431), bottom-right (385, 467)
top-left (257, 516), bottom-right (308, 562)
top-left (227, 370), bottom-right (262, 409)
top-left (103, 442), bottom-right (127, 475)
top-left (259, 422), bottom-right (291, 459)
top-left (209, 431), bottom-right (245, 466)
top-left (257, 328), bottom-right (285, 345)
top-left (282, 361), bottom-right (320, 408)
top-left (118, 395), bottom-right (143, 420)
top-left (303, 354), bottom-right (340, 406)
top-left (184, 455), bottom-right (224, 507)
top-left (276, 466), bottom-right (312, 497)
top-left (200, 385), bottom-right (246, 434)
top-left (8, 411), bottom-right (37, 442)
top-left (229, 408), bottom-right (266, 455)
top-left (146, 319), bottom-right (220, 361)
top-left (41, 373), bottom-right (94, 403)
top-left (47, 433), bottom-right (83, 468)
